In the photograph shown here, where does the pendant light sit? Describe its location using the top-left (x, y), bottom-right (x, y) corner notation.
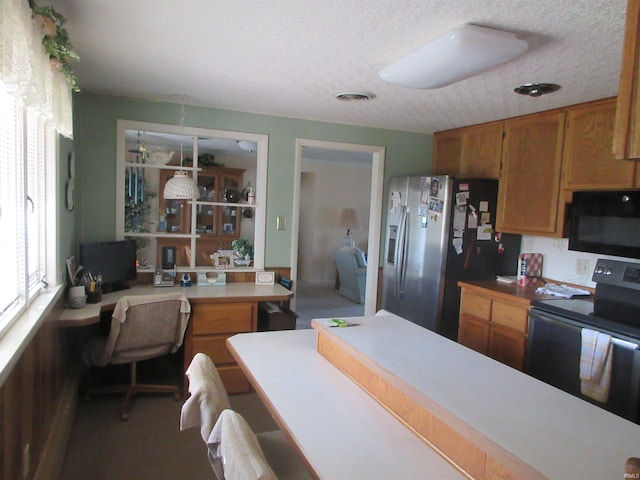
top-left (163, 98), bottom-right (200, 200)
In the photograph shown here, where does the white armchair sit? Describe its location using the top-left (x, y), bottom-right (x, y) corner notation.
top-left (334, 246), bottom-right (367, 304)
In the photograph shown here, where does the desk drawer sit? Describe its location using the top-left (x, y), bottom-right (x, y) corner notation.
top-left (192, 335), bottom-right (235, 365)
top-left (192, 302), bottom-right (254, 335)
top-left (460, 292), bottom-right (491, 320)
top-left (491, 301), bottom-right (528, 333)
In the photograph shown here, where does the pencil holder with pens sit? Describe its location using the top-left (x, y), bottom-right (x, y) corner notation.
top-left (86, 287), bottom-right (102, 304)
top-left (84, 274), bottom-right (103, 304)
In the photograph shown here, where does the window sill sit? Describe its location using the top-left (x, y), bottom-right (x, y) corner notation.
top-left (0, 285), bottom-right (64, 387)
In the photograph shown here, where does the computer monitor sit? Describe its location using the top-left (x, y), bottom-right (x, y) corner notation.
top-left (79, 240), bottom-right (137, 293)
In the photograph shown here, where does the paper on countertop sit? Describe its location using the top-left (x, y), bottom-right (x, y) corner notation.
top-left (536, 283), bottom-right (591, 298)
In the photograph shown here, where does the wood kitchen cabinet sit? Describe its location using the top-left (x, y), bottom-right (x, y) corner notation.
top-left (186, 301), bottom-right (256, 393)
top-left (458, 284), bottom-right (530, 371)
top-left (497, 111), bottom-right (565, 236)
top-left (613, 0), bottom-right (640, 160)
top-left (433, 122), bottom-right (502, 179)
top-left (563, 98), bottom-right (636, 190)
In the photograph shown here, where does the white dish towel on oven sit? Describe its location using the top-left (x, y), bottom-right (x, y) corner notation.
top-left (579, 328), bottom-right (613, 403)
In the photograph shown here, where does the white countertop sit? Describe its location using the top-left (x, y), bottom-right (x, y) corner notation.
top-left (228, 329), bottom-right (466, 480)
top-left (59, 283), bottom-right (292, 326)
top-left (312, 314), bottom-right (640, 480)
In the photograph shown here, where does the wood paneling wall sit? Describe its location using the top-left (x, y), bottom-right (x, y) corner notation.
top-left (1, 298), bottom-right (74, 480)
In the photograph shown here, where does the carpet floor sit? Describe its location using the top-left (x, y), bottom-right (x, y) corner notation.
top-left (60, 392), bottom-right (277, 480)
top-left (294, 280), bottom-right (364, 329)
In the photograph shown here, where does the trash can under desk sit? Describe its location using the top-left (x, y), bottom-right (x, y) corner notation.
top-left (257, 301), bottom-right (297, 331)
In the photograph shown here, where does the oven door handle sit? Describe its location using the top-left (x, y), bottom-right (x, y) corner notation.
top-left (611, 338), bottom-right (640, 350)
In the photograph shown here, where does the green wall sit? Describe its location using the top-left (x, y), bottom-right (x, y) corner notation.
top-left (73, 92), bottom-right (433, 267)
top-left (57, 134), bottom-right (76, 284)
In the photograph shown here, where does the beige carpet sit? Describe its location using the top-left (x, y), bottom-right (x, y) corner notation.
top-left (294, 281), bottom-right (365, 329)
top-left (60, 392), bottom-right (277, 480)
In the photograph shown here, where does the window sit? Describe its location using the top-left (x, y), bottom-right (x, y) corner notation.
top-left (0, 82), bottom-right (56, 336)
top-left (116, 120), bottom-right (267, 271)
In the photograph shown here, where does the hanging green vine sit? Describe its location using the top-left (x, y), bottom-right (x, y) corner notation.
top-left (31, 3), bottom-right (81, 92)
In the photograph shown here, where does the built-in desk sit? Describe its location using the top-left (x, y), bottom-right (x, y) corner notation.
top-left (60, 283), bottom-right (292, 393)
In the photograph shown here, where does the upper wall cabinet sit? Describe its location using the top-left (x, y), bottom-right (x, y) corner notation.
top-left (613, 0), bottom-right (640, 160)
top-left (497, 111), bottom-right (565, 236)
top-left (563, 98), bottom-right (636, 190)
top-left (433, 122), bottom-right (503, 179)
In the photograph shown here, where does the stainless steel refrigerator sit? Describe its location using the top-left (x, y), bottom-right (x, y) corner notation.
top-left (381, 175), bottom-right (521, 340)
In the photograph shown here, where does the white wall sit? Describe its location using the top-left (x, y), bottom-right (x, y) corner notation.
top-left (298, 161), bottom-right (372, 285)
top-left (522, 235), bottom-right (640, 288)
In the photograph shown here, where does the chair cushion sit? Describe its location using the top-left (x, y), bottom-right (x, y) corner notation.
top-left (181, 353), bottom-right (231, 442)
top-left (208, 409), bottom-right (277, 480)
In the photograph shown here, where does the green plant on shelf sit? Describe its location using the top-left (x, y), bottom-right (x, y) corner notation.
top-left (231, 238), bottom-right (253, 259)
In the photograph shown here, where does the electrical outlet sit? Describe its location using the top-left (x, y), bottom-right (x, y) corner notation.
top-left (575, 258), bottom-right (591, 276)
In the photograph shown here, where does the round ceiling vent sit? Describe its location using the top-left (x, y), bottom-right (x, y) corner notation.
top-left (514, 83), bottom-right (561, 97)
top-left (333, 91), bottom-right (376, 101)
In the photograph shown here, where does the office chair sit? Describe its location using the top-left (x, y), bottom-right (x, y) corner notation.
top-left (81, 292), bottom-right (191, 421)
top-left (181, 353), bottom-right (312, 480)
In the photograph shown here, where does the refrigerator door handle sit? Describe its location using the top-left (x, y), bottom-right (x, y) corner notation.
top-left (395, 206), bottom-right (409, 297)
top-left (393, 206), bottom-right (404, 297)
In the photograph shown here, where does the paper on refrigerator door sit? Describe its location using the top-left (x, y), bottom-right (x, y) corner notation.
top-left (390, 191), bottom-right (401, 210)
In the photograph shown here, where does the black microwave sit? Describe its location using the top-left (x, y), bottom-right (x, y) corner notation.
top-left (568, 190), bottom-right (640, 259)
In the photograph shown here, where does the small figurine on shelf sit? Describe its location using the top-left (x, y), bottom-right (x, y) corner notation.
top-left (180, 273), bottom-right (192, 287)
top-left (243, 182), bottom-right (255, 205)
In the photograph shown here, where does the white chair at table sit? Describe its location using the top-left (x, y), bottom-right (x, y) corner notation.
top-left (180, 353), bottom-right (312, 480)
top-left (81, 292), bottom-right (191, 421)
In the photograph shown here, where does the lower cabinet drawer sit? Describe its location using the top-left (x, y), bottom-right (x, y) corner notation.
top-left (192, 302), bottom-right (254, 335)
top-left (219, 365), bottom-right (251, 394)
top-left (491, 301), bottom-right (528, 333)
top-left (192, 335), bottom-right (236, 365)
top-left (460, 292), bottom-right (491, 320)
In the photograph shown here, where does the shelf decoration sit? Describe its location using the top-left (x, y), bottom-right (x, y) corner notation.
top-left (31, 3), bottom-right (80, 92)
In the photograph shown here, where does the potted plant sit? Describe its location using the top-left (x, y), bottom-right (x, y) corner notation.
top-left (31, 3), bottom-right (80, 92)
top-left (231, 238), bottom-right (253, 261)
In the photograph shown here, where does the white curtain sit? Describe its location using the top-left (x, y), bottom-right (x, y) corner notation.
top-left (0, 0), bottom-right (73, 138)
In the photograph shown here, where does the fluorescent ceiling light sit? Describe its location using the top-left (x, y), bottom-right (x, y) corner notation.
top-left (378, 24), bottom-right (528, 89)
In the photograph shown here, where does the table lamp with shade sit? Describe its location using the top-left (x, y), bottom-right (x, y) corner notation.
top-left (339, 207), bottom-right (361, 248)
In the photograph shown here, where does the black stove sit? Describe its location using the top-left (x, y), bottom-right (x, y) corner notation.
top-left (527, 259), bottom-right (640, 424)
top-left (532, 258), bottom-right (640, 342)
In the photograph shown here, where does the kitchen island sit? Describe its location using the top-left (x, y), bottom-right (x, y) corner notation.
top-left (230, 311), bottom-right (640, 479)
top-left (312, 313), bottom-right (640, 480)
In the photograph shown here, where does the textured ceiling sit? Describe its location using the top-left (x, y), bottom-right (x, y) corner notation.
top-left (54, 0), bottom-right (626, 133)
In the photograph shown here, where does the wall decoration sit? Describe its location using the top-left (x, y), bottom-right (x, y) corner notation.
top-left (65, 151), bottom-right (75, 211)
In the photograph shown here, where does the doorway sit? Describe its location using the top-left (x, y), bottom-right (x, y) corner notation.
top-left (291, 139), bottom-right (385, 323)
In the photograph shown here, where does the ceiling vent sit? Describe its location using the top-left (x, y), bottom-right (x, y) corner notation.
top-left (333, 91), bottom-right (376, 101)
top-left (514, 83), bottom-right (561, 97)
